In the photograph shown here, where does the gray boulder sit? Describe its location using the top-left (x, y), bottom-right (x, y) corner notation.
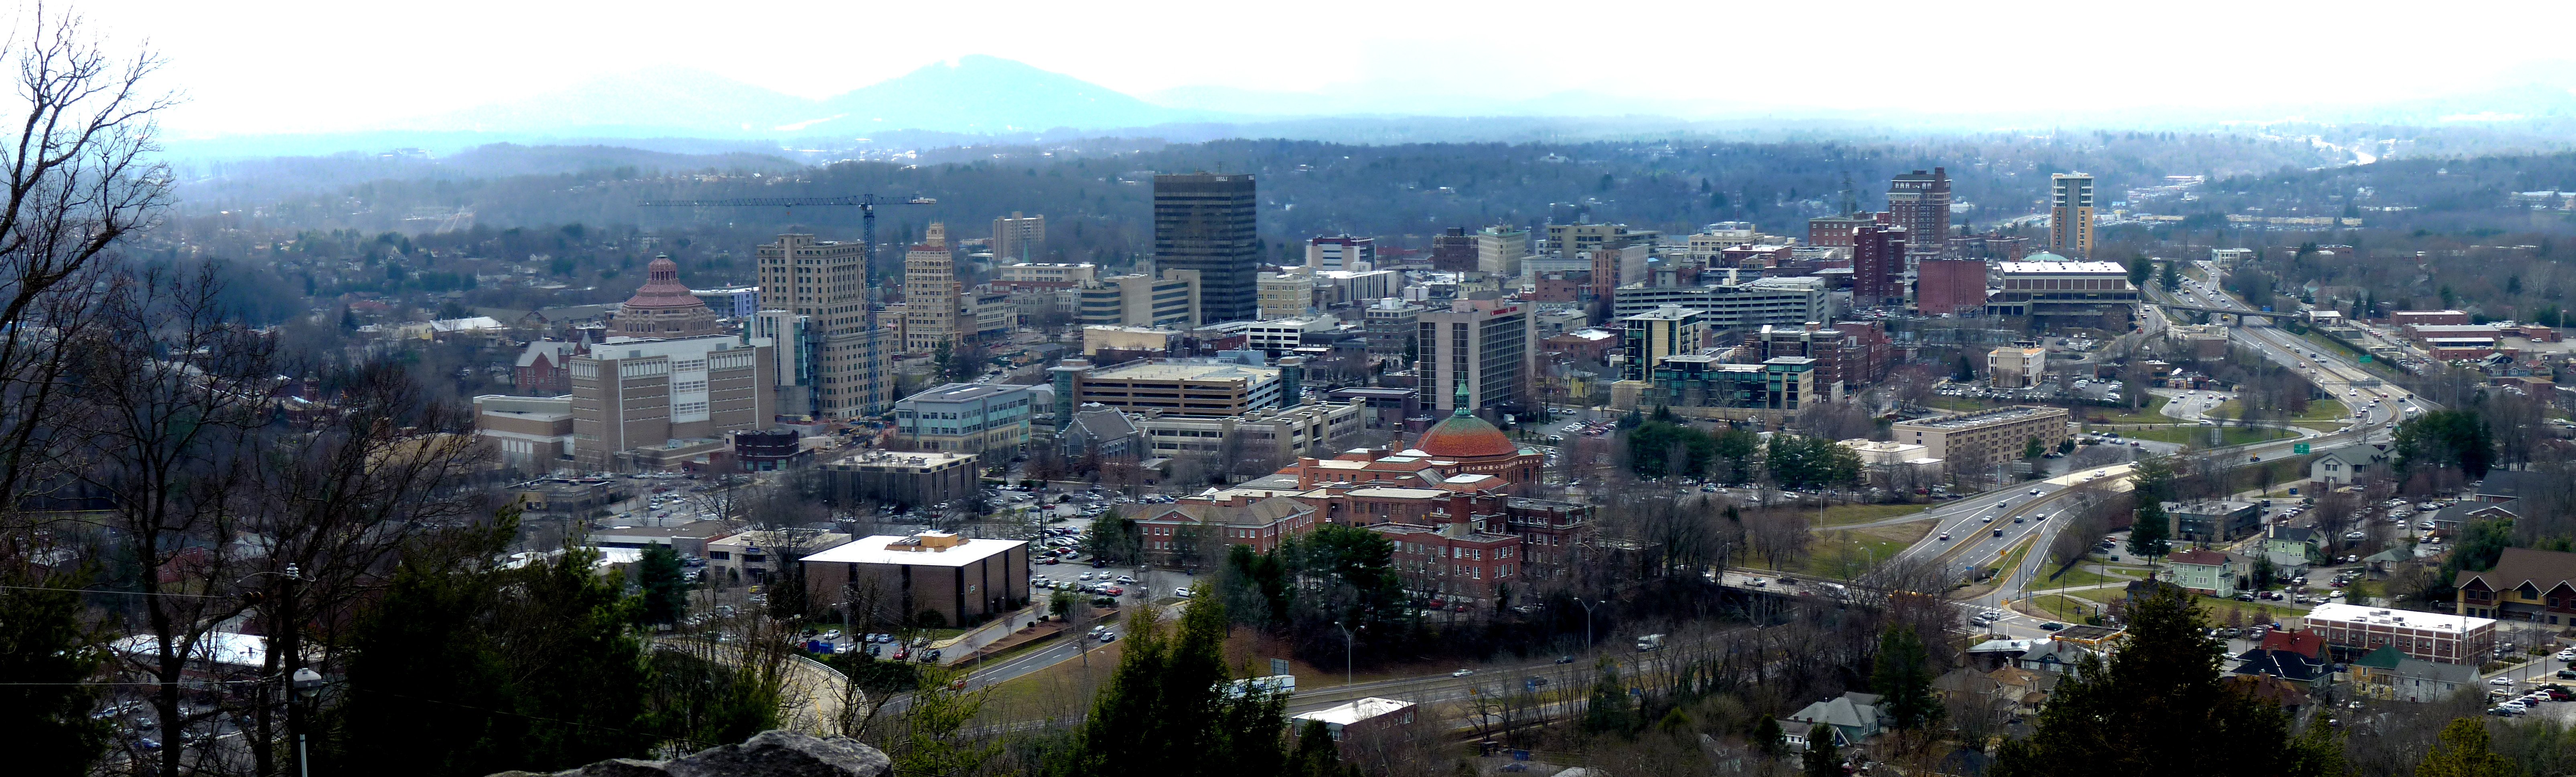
top-left (493, 730), bottom-right (890, 777)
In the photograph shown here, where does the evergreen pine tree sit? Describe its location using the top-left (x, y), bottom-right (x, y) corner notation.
top-left (1803, 729), bottom-right (1844, 777)
top-left (1871, 626), bottom-right (1941, 733)
top-left (635, 543), bottom-right (690, 625)
top-left (1990, 585), bottom-right (2314, 777)
top-left (2413, 718), bottom-right (2514, 777)
top-left (0, 568), bottom-right (113, 777)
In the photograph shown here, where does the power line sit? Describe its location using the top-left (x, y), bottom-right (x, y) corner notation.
top-left (0, 584), bottom-right (235, 599)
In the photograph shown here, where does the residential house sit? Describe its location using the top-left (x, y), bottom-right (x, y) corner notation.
top-left (2473, 470), bottom-right (2542, 504)
top-left (2160, 548), bottom-right (2243, 597)
top-left (2012, 639), bottom-right (2098, 674)
top-left (2347, 645), bottom-right (2481, 703)
top-left (1779, 692), bottom-right (1884, 751)
top-left (2222, 674), bottom-right (2312, 720)
top-left (2231, 630), bottom-right (2333, 688)
top-left (2456, 547), bottom-right (2576, 623)
top-left (1984, 666), bottom-right (2058, 716)
top-left (2307, 443), bottom-right (2390, 488)
top-left (2264, 527), bottom-right (2323, 578)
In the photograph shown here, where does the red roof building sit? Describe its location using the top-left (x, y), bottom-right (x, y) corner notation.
top-left (614, 255), bottom-right (718, 339)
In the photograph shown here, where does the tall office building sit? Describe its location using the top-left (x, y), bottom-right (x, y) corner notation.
top-left (2050, 173), bottom-right (2096, 258)
top-left (1306, 234), bottom-right (1376, 271)
top-left (904, 223), bottom-right (959, 353)
top-left (1475, 225), bottom-right (1530, 278)
top-left (757, 233), bottom-right (890, 419)
top-left (1417, 295), bottom-right (1527, 415)
top-left (1886, 168), bottom-right (1951, 259)
top-left (1850, 224), bottom-right (1908, 307)
top-left (1430, 228), bottom-right (1477, 272)
top-left (991, 212), bottom-right (1046, 263)
top-left (1153, 173), bottom-right (1259, 323)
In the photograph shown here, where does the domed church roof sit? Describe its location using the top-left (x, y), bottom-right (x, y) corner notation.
top-left (623, 255), bottom-right (706, 309)
top-left (1410, 383), bottom-right (1518, 459)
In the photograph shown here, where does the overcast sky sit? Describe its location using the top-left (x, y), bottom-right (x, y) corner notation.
top-left (96, 0), bottom-right (2576, 135)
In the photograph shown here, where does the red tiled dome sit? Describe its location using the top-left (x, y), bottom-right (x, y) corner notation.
top-left (1412, 413), bottom-right (1518, 459)
top-left (623, 256), bottom-right (704, 309)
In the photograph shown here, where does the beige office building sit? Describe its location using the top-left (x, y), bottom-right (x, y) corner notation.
top-left (757, 233), bottom-right (891, 418)
top-left (1988, 345), bottom-right (2047, 388)
top-left (800, 531), bottom-right (1030, 630)
top-left (1259, 272), bottom-right (1315, 319)
top-left (570, 335), bottom-right (775, 471)
top-left (991, 212), bottom-right (1046, 263)
top-left (1130, 400), bottom-right (1365, 462)
top-left (904, 223), bottom-right (959, 354)
top-left (1076, 270), bottom-right (1202, 329)
top-left (1475, 226), bottom-right (1530, 279)
top-left (1889, 405), bottom-right (2070, 475)
top-left (1052, 358), bottom-right (1285, 417)
top-left (2049, 173), bottom-right (2095, 258)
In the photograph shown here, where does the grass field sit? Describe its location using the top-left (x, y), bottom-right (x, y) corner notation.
top-left (2085, 395), bottom-right (2181, 425)
top-left (1798, 529), bottom-right (1916, 579)
top-left (2115, 425), bottom-right (2299, 448)
top-left (1809, 502), bottom-right (1933, 528)
top-left (2209, 398), bottom-right (2351, 431)
top-left (2037, 564), bottom-right (2149, 588)
top-left (2026, 593), bottom-right (2108, 622)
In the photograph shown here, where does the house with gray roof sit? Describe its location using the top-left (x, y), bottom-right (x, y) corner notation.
top-left (1781, 692), bottom-right (1884, 750)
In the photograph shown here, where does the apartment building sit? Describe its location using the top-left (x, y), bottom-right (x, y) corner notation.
top-left (1619, 305), bottom-right (1707, 381)
top-left (2049, 173), bottom-right (2095, 258)
top-left (1430, 228), bottom-right (1477, 272)
top-left (1888, 406), bottom-right (2071, 474)
top-left (1886, 168), bottom-right (1951, 259)
top-left (893, 382), bottom-right (1040, 456)
top-left (991, 212), bottom-right (1046, 262)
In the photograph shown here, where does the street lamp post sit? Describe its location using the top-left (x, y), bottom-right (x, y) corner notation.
top-left (292, 667), bottom-right (322, 777)
top-left (1575, 598), bottom-right (1600, 649)
top-left (1334, 621), bottom-right (1357, 685)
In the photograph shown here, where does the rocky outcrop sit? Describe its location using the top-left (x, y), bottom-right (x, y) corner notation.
top-left (492, 731), bottom-right (890, 777)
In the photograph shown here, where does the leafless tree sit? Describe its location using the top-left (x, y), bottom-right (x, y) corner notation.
top-left (0, 9), bottom-right (174, 517)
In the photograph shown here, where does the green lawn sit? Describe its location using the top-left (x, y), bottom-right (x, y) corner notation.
top-left (2210, 398), bottom-right (2350, 431)
top-left (1797, 531), bottom-right (1914, 579)
top-left (2026, 593), bottom-right (2108, 622)
top-left (2037, 564), bottom-right (2149, 588)
top-left (1810, 502), bottom-right (1933, 528)
top-left (2199, 595), bottom-right (2310, 623)
top-left (2116, 425), bottom-right (2298, 449)
top-left (2085, 395), bottom-right (2182, 425)
top-left (1928, 396), bottom-right (2005, 413)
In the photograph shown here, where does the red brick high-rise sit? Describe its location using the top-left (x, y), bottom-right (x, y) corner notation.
top-left (1917, 258), bottom-right (1989, 315)
top-left (1851, 225), bottom-right (1907, 307)
top-left (1431, 227), bottom-right (1478, 272)
top-left (1887, 168), bottom-right (1951, 259)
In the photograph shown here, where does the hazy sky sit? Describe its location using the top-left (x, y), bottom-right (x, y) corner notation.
top-left (94, 0), bottom-right (2576, 134)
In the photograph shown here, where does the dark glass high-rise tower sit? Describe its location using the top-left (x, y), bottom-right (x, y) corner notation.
top-left (1153, 172), bottom-right (1259, 323)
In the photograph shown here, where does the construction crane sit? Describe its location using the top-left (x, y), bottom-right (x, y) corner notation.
top-left (634, 193), bottom-right (931, 265)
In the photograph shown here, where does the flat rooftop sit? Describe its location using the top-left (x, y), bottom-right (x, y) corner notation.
top-left (901, 382), bottom-right (1033, 404)
top-left (1894, 405), bottom-right (2065, 430)
top-left (2306, 603), bottom-right (2493, 632)
top-left (803, 535), bottom-right (1024, 567)
top-left (1997, 261), bottom-right (2128, 274)
top-left (1090, 360), bottom-right (1280, 383)
top-left (1292, 697), bottom-right (1415, 726)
